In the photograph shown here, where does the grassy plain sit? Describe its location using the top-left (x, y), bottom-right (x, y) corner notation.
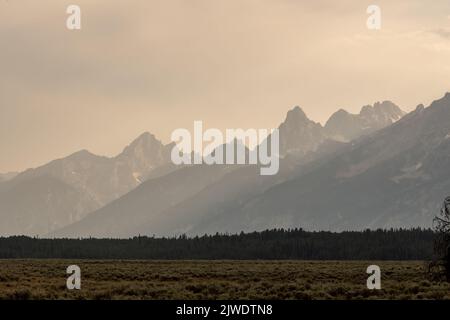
top-left (0, 260), bottom-right (449, 300)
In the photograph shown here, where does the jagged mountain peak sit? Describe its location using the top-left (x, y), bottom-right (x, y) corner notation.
top-left (117, 132), bottom-right (170, 167)
top-left (0, 130), bottom-right (175, 236)
top-left (283, 106), bottom-right (310, 124)
top-left (278, 106), bottom-right (325, 157)
top-left (123, 131), bottom-right (162, 153)
top-left (325, 100), bottom-right (405, 142)
top-left (336, 108), bottom-right (350, 115)
top-left (67, 149), bottom-right (99, 160)
top-left (325, 109), bottom-right (352, 123)
top-left (360, 100), bottom-right (402, 116)
top-left (115, 132), bottom-right (173, 184)
top-left (134, 131), bottom-right (158, 143)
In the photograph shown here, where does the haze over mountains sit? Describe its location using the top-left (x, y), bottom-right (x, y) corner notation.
top-left (199, 95), bottom-right (450, 234)
top-left (51, 99), bottom-right (408, 238)
top-left (278, 101), bottom-right (404, 156)
top-left (324, 101), bottom-right (405, 142)
top-left (0, 172), bottom-right (17, 183)
top-left (4, 94), bottom-right (450, 238)
top-left (0, 133), bottom-right (173, 235)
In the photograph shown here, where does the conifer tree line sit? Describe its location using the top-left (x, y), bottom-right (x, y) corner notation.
top-left (0, 228), bottom-right (434, 260)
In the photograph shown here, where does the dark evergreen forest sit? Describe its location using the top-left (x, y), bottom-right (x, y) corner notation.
top-left (0, 228), bottom-right (434, 260)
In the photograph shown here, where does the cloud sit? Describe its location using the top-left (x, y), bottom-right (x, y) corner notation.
top-left (429, 28), bottom-right (450, 39)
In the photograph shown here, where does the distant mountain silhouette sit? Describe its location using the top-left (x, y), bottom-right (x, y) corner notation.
top-left (325, 101), bottom-right (404, 142)
top-left (0, 175), bottom-right (100, 236)
top-left (51, 95), bottom-right (436, 238)
top-left (278, 101), bottom-right (404, 156)
top-left (190, 93), bottom-right (450, 234)
top-left (278, 106), bottom-right (326, 156)
top-left (0, 133), bottom-right (173, 235)
top-left (9, 93), bottom-right (448, 238)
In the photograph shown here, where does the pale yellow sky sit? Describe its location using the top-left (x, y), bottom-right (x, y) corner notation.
top-left (1, 0), bottom-right (450, 172)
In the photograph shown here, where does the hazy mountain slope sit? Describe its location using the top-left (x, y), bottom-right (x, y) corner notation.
top-left (279, 106), bottom-right (326, 156)
top-left (324, 101), bottom-right (405, 142)
top-left (0, 175), bottom-right (98, 236)
top-left (0, 172), bottom-right (18, 183)
top-left (115, 132), bottom-right (174, 184)
top-left (13, 132), bottom-right (172, 206)
top-left (138, 102), bottom-right (409, 236)
top-left (52, 138), bottom-right (347, 238)
top-left (50, 164), bottom-right (235, 238)
top-left (279, 102), bottom-right (404, 156)
top-left (194, 93), bottom-right (450, 233)
top-left (0, 132), bottom-right (173, 236)
top-left (134, 140), bottom-right (347, 237)
top-left (12, 150), bottom-right (115, 206)
top-left (6, 98), bottom-right (406, 237)
top-left (50, 141), bottom-right (255, 237)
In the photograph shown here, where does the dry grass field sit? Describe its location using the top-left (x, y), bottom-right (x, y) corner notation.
top-left (0, 260), bottom-right (449, 300)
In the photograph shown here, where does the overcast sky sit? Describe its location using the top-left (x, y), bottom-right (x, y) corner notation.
top-left (1, 0), bottom-right (450, 172)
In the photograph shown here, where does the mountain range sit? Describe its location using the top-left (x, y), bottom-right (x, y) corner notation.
top-left (4, 94), bottom-right (448, 238)
top-left (49, 98), bottom-right (415, 238)
top-left (324, 101), bottom-right (405, 142)
top-left (0, 133), bottom-right (173, 235)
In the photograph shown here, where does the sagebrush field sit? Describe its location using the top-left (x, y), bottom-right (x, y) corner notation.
top-left (0, 260), bottom-right (449, 300)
